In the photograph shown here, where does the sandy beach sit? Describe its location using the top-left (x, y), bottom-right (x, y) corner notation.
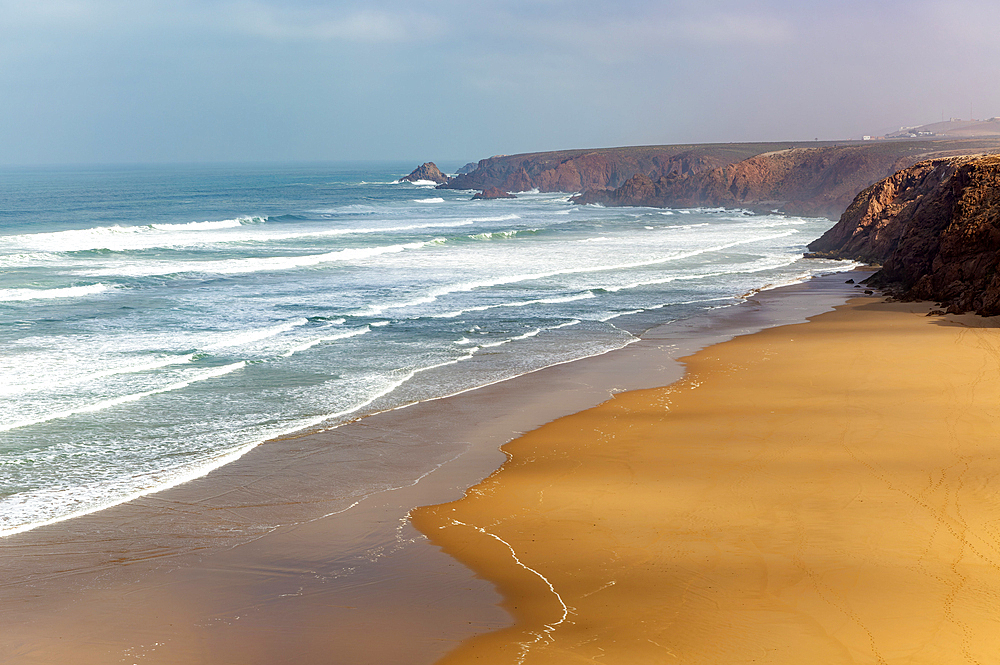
top-left (0, 274), bottom-right (864, 664)
top-left (414, 296), bottom-right (1000, 664)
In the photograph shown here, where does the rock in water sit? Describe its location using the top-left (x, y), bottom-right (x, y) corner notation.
top-left (472, 187), bottom-right (516, 200)
top-left (399, 162), bottom-right (450, 184)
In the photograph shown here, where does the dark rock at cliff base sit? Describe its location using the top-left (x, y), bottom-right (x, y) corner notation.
top-left (806, 154), bottom-right (1000, 315)
top-left (472, 187), bottom-right (516, 200)
top-left (399, 162), bottom-right (450, 185)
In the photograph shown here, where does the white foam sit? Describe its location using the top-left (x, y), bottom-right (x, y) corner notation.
top-left (0, 252), bottom-right (62, 268)
top-left (364, 233), bottom-right (797, 317)
top-left (0, 408), bottom-right (331, 538)
top-left (468, 230), bottom-right (520, 241)
top-left (149, 219), bottom-right (248, 231)
top-left (0, 283), bottom-right (112, 302)
top-left (413, 197), bottom-right (444, 203)
top-left (0, 361), bottom-right (247, 433)
top-left (1, 217), bottom-right (264, 253)
top-left (466, 214), bottom-right (521, 223)
top-left (84, 241), bottom-right (433, 277)
top-left (280, 326), bottom-right (370, 357)
top-left (601, 252), bottom-right (803, 294)
top-left (204, 318), bottom-right (308, 350)
top-left (475, 320), bottom-right (581, 351)
top-left (433, 291), bottom-right (596, 319)
top-left (0, 353), bottom-right (196, 397)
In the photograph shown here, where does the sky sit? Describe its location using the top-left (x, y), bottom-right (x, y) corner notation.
top-left (2, 0), bottom-right (999, 165)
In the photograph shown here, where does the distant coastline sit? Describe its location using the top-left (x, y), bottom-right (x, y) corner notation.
top-left (428, 136), bottom-right (1000, 219)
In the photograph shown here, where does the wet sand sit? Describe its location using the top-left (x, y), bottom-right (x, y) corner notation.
top-left (0, 274), bottom-right (867, 664)
top-left (413, 298), bottom-right (1000, 664)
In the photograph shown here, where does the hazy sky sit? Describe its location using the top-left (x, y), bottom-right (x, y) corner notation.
top-left (2, 0), bottom-right (998, 165)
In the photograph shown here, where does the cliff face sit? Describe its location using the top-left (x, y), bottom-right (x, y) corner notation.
top-left (426, 138), bottom-right (1000, 219)
top-left (572, 142), bottom-right (1000, 218)
top-left (438, 143), bottom-right (811, 193)
top-left (806, 155), bottom-right (1000, 314)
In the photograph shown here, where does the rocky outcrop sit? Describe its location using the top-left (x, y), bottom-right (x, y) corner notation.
top-left (472, 187), bottom-right (516, 200)
top-left (806, 155), bottom-right (1000, 314)
top-left (400, 162), bottom-right (450, 184)
top-left (573, 142), bottom-right (1000, 218)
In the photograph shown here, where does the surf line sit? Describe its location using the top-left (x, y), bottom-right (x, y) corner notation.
top-left (449, 518), bottom-right (570, 663)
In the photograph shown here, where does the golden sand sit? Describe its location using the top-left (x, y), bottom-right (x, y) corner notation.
top-left (412, 300), bottom-right (1000, 664)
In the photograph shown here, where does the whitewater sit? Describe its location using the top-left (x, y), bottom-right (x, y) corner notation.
top-left (0, 162), bottom-right (851, 535)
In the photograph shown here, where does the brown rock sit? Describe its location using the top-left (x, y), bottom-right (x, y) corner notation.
top-left (574, 144), bottom-right (997, 218)
top-left (806, 154), bottom-right (1000, 315)
top-left (440, 144), bottom-right (792, 194)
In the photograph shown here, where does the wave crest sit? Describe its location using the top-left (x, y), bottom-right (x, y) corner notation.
top-left (0, 283), bottom-right (113, 302)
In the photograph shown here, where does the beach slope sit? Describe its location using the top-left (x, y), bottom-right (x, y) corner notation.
top-left (413, 299), bottom-right (1000, 664)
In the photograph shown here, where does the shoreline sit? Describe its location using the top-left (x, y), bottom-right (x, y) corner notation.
top-left (0, 270), bottom-right (868, 664)
top-left (413, 296), bottom-right (1000, 663)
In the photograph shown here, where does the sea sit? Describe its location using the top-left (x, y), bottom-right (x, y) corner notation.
top-left (0, 162), bottom-right (852, 537)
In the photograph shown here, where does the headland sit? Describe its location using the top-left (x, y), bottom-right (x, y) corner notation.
top-left (438, 137), bottom-right (1000, 218)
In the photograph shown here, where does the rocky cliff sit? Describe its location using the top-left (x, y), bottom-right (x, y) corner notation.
top-left (573, 139), bottom-right (1000, 218)
top-left (806, 155), bottom-right (1000, 314)
top-left (438, 143), bottom-right (815, 193)
top-left (436, 138), bottom-right (1000, 219)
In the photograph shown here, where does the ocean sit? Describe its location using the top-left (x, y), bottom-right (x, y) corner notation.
top-left (0, 162), bottom-right (851, 537)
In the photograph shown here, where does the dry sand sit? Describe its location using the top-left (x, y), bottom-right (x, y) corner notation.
top-left (414, 299), bottom-right (1000, 664)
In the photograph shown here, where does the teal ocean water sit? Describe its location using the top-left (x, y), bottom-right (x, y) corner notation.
top-left (0, 162), bottom-right (851, 536)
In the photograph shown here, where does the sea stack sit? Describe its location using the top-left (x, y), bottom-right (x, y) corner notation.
top-left (399, 162), bottom-right (450, 184)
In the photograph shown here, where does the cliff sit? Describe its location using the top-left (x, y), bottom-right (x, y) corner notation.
top-left (573, 139), bottom-right (1000, 218)
top-left (806, 155), bottom-right (1000, 314)
top-left (438, 143), bottom-right (818, 193)
top-left (436, 138), bottom-right (1000, 219)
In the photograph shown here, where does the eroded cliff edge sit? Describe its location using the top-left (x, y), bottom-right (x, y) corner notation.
top-left (439, 142), bottom-right (824, 194)
top-left (438, 138), bottom-right (1000, 219)
top-left (807, 154), bottom-right (1000, 314)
